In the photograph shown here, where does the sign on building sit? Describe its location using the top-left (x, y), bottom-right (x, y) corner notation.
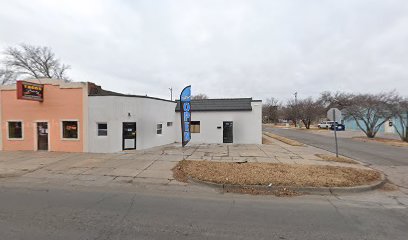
top-left (180, 85), bottom-right (191, 147)
top-left (17, 81), bottom-right (44, 102)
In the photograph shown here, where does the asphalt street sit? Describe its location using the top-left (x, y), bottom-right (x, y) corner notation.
top-left (0, 186), bottom-right (407, 240)
top-left (263, 127), bottom-right (408, 166)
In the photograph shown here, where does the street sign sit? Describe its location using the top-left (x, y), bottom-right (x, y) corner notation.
top-left (327, 108), bottom-right (342, 122)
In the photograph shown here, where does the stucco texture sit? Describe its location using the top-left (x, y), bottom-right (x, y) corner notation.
top-left (1, 84), bottom-right (84, 152)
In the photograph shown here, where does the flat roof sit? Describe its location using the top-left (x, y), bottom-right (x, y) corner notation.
top-left (175, 98), bottom-right (260, 112)
top-left (88, 84), bottom-right (175, 103)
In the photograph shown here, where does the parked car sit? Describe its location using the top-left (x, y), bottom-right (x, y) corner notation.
top-left (329, 123), bottom-right (345, 131)
top-left (318, 121), bottom-right (336, 129)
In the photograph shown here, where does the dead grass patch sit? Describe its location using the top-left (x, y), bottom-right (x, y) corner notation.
top-left (353, 137), bottom-right (408, 147)
top-left (263, 132), bottom-right (304, 146)
top-left (315, 154), bottom-right (358, 164)
top-left (173, 160), bottom-right (381, 188)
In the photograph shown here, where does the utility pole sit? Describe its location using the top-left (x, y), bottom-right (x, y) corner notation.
top-left (169, 87), bottom-right (173, 101)
top-left (294, 92), bottom-right (298, 127)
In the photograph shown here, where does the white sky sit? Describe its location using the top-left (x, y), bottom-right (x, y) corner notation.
top-left (1, 0), bottom-right (407, 102)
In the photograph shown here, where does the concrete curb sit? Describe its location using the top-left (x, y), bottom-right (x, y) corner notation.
top-left (188, 174), bottom-right (387, 195)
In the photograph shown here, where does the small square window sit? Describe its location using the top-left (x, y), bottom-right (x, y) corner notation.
top-left (167, 122), bottom-right (173, 127)
top-left (8, 121), bottom-right (22, 139)
top-left (157, 123), bottom-right (163, 134)
top-left (97, 123), bottom-right (108, 136)
top-left (191, 121), bottom-right (200, 133)
top-left (62, 121), bottom-right (78, 139)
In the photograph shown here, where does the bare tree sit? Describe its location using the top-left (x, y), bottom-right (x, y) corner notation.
top-left (281, 99), bottom-right (298, 127)
top-left (0, 68), bottom-right (16, 85)
top-left (262, 97), bottom-right (280, 123)
top-left (297, 97), bottom-right (326, 129)
top-left (389, 96), bottom-right (408, 142)
top-left (1, 44), bottom-right (70, 84)
top-left (191, 93), bottom-right (209, 100)
top-left (325, 91), bottom-right (396, 138)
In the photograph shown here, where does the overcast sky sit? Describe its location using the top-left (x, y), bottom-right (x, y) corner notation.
top-left (1, 0), bottom-right (407, 101)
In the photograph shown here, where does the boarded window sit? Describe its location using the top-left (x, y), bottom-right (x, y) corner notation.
top-left (62, 121), bottom-right (78, 139)
top-left (98, 123), bottom-right (108, 136)
top-left (8, 121), bottom-right (22, 139)
top-left (191, 121), bottom-right (200, 133)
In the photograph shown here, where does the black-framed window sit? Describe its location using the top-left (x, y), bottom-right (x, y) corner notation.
top-left (8, 121), bottom-right (22, 139)
top-left (97, 123), bottom-right (108, 136)
top-left (191, 121), bottom-right (200, 133)
top-left (167, 122), bottom-right (173, 127)
top-left (157, 123), bottom-right (163, 134)
top-left (62, 121), bottom-right (78, 139)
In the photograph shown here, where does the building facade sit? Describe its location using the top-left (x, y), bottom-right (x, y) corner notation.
top-left (1, 79), bottom-right (262, 153)
top-left (0, 79), bottom-right (88, 152)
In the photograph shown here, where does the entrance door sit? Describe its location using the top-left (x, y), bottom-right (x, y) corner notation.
top-left (37, 122), bottom-right (48, 151)
top-left (223, 121), bottom-right (233, 143)
top-left (122, 122), bottom-right (136, 150)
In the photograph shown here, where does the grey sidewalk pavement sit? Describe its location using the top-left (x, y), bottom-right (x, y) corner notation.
top-left (1, 138), bottom-right (407, 209)
top-left (0, 137), bottom-right (372, 189)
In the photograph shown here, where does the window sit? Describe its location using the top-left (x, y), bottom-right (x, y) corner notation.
top-left (62, 121), bottom-right (78, 139)
top-left (8, 121), bottom-right (22, 139)
top-left (167, 122), bottom-right (173, 127)
top-left (157, 123), bottom-right (163, 134)
top-left (97, 123), bottom-right (108, 136)
top-left (191, 121), bottom-right (200, 133)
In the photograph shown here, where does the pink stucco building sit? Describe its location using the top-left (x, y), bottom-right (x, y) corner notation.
top-left (0, 79), bottom-right (89, 152)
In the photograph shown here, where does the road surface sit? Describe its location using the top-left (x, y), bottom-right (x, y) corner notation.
top-left (0, 186), bottom-right (407, 240)
top-left (263, 127), bottom-right (408, 166)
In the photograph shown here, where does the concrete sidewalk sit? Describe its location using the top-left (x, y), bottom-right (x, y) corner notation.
top-left (0, 138), bottom-right (371, 189)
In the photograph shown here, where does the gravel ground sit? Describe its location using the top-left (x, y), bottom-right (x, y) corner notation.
top-left (173, 160), bottom-right (381, 187)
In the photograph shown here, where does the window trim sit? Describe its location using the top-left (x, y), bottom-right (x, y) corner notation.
top-left (156, 123), bottom-right (163, 135)
top-left (7, 120), bottom-right (24, 140)
top-left (61, 119), bottom-right (80, 141)
top-left (97, 122), bottom-right (108, 137)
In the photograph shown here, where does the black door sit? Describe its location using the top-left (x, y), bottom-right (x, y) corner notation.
top-left (37, 122), bottom-right (48, 151)
top-left (223, 121), bottom-right (233, 143)
top-left (122, 122), bottom-right (136, 150)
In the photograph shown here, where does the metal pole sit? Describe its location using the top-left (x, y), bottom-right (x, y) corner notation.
top-left (333, 109), bottom-right (339, 157)
top-left (169, 88), bottom-right (173, 101)
top-left (294, 92), bottom-right (298, 127)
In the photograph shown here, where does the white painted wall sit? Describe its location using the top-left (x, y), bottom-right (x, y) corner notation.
top-left (175, 101), bottom-right (262, 144)
top-left (88, 96), bottom-right (177, 153)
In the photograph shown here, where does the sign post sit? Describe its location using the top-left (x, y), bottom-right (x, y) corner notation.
top-left (180, 85), bottom-right (191, 147)
top-left (327, 108), bottom-right (342, 157)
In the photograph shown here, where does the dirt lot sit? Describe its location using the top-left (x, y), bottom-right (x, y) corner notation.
top-left (173, 160), bottom-right (381, 188)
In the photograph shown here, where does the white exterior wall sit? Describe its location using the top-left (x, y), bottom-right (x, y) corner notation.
top-left (88, 96), bottom-right (177, 153)
top-left (176, 101), bottom-right (262, 144)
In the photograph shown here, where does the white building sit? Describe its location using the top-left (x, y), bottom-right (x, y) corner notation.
top-left (86, 84), bottom-right (262, 153)
top-left (175, 99), bottom-right (262, 144)
top-left (87, 85), bottom-right (177, 153)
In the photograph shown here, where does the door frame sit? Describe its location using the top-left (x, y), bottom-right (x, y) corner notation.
top-left (122, 122), bottom-right (137, 150)
top-left (34, 120), bottom-right (50, 151)
top-left (223, 121), bottom-right (233, 143)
